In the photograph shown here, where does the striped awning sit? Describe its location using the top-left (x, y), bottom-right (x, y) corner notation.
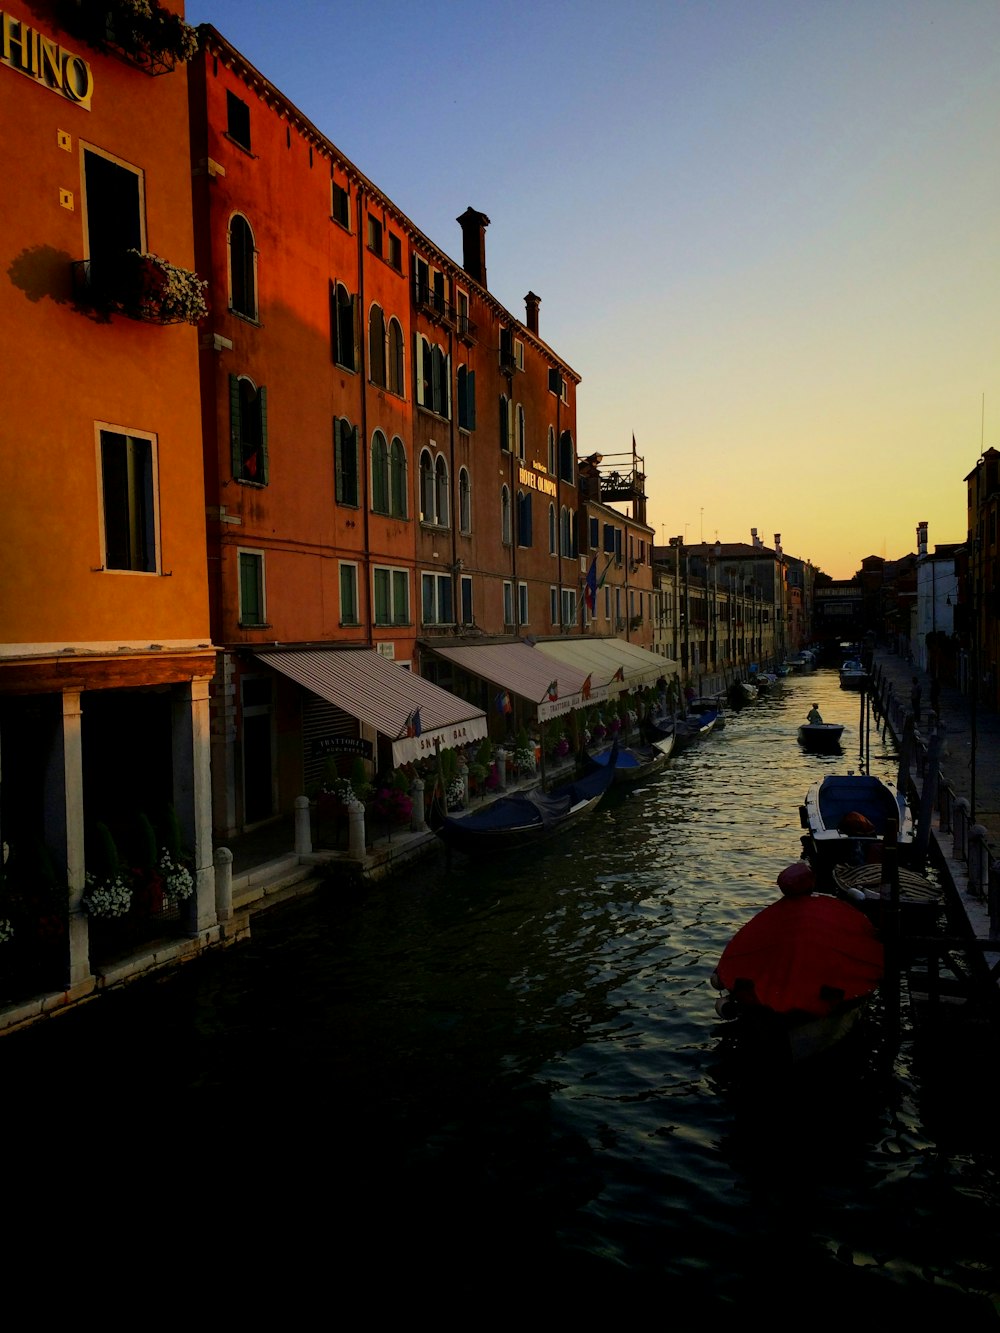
top-left (256, 648), bottom-right (487, 766)
top-left (534, 638), bottom-right (679, 696)
top-left (428, 640), bottom-right (608, 721)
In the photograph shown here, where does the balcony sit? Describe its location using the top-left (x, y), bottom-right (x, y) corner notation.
top-left (456, 312), bottom-right (478, 345)
top-left (414, 281), bottom-right (454, 328)
top-left (62, 1), bottom-right (199, 75)
top-left (72, 251), bottom-right (208, 325)
top-left (629, 614), bottom-right (643, 631)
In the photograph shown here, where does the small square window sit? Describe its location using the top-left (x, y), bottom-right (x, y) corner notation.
top-left (226, 91), bottom-right (251, 151)
top-left (367, 215), bottom-right (382, 256)
top-left (388, 232), bottom-right (402, 271)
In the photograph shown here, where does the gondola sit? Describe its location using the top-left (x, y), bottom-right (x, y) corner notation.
top-left (711, 861), bottom-right (885, 1062)
top-left (437, 740), bottom-right (618, 856)
top-left (586, 735), bottom-right (673, 784)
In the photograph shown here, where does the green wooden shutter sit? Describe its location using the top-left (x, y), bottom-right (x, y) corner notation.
top-left (229, 374), bottom-right (242, 479)
top-left (334, 418), bottom-right (343, 503)
top-left (468, 370), bottom-right (476, 430)
top-left (258, 385), bottom-right (269, 483)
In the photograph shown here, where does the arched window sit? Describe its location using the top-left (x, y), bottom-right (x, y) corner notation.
top-left (458, 364), bottom-right (476, 431)
top-left (368, 305), bottom-right (386, 387)
top-left (333, 281), bottom-right (356, 369)
top-left (229, 214), bottom-right (257, 319)
top-left (559, 430), bottom-right (575, 483)
top-left (419, 449), bottom-right (435, 522)
top-left (370, 431), bottom-right (389, 514)
top-left (501, 486), bottom-right (512, 545)
top-left (230, 374), bottom-right (268, 483)
top-left (547, 426), bottom-right (556, 475)
top-left (570, 508), bottom-right (578, 557)
top-left (517, 490), bottom-right (532, 547)
top-left (387, 318), bottom-right (404, 395)
top-left (499, 395), bottom-right (513, 453)
top-left (517, 405), bottom-right (526, 461)
top-left (390, 437), bottom-right (407, 518)
top-left (560, 506), bottom-right (571, 557)
top-left (459, 467), bottom-right (471, 533)
top-left (548, 503), bottom-right (556, 555)
top-left (435, 454), bottom-right (450, 528)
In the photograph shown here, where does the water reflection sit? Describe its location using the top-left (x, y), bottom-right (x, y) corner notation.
top-left (4, 670), bottom-right (999, 1317)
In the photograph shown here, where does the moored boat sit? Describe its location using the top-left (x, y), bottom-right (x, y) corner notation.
top-left (587, 736), bottom-right (672, 784)
top-left (799, 772), bottom-right (916, 879)
top-left (839, 659), bottom-right (868, 690)
top-left (711, 861), bottom-right (884, 1062)
top-left (797, 722), bottom-right (845, 753)
top-left (437, 740), bottom-right (618, 856)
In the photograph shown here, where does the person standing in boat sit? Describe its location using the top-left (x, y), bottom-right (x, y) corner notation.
top-left (807, 703), bottom-right (823, 724)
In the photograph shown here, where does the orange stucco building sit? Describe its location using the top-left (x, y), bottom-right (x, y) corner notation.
top-left (0, 1), bottom-right (218, 1002)
top-left (187, 27), bottom-right (600, 834)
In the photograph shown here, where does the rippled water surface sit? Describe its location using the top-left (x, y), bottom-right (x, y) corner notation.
top-left (6, 671), bottom-right (1000, 1318)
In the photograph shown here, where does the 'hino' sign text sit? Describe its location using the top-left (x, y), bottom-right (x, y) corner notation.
top-left (1, 13), bottom-right (93, 109)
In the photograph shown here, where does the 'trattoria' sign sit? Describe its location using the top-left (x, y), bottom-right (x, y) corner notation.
top-left (1, 12), bottom-right (94, 109)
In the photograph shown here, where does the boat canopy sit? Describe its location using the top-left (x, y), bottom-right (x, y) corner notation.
top-left (256, 647), bottom-right (487, 765)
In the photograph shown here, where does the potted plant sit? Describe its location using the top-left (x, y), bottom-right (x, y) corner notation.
top-left (82, 821), bottom-right (134, 921)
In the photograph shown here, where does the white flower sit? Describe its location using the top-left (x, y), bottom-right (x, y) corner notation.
top-left (0, 918), bottom-right (14, 945)
top-left (446, 777), bottom-right (465, 807)
top-left (158, 850), bottom-right (194, 903)
top-left (83, 872), bottom-right (133, 920)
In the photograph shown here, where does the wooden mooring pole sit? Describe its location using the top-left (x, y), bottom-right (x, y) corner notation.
top-left (880, 823), bottom-right (902, 1053)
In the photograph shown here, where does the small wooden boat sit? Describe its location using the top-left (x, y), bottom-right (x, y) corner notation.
top-left (797, 722), bottom-right (845, 753)
top-left (437, 740), bottom-right (617, 856)
top-left (711, 861), bottom-right (884, 1062)
top-left (587, 736), bottom-right (672, 784)
top-left (800, 772), bottom-right (916, 878)
top-left (832, 862), bottom-right (946, 933)
top-left (646, 707), bottom-right (718, 753)
top-left (839, 659), bottom-right (868, 690)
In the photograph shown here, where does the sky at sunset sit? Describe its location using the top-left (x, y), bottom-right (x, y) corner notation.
top-left (185, 0), bottom-right (999, 579)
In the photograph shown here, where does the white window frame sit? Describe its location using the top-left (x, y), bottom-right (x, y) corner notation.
top-left (95, 421), bottom-right (160, 575)
top-left (373, 564), bottom-right (410, 627)
top-left (517, 580), bottom-right (529, 625)
top-left (561, 588), bottom-right (577, 627)
top-left (503, 580), bottom-right (514, 627)
top-left (421, 570), bottom-right (454, 626)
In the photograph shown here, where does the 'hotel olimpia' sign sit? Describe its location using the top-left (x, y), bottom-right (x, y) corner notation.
top-left (1, 12), bottom-right (94, 109)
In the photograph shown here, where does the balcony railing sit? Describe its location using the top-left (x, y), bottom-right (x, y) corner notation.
top-left (72, 251), bottom-right (208, 325)
top-left (414, 281), bottom-right (454, 327)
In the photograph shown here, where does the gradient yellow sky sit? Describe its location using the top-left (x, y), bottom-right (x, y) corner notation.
top-left (189, 0), bottom-right (998, 579)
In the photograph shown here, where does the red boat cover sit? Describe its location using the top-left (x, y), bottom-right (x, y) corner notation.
top-left (716, 895), bottom-right (884, 1018)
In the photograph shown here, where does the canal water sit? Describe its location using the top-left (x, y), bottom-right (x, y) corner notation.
top-left (5, 670), bottom-right (999, 1320)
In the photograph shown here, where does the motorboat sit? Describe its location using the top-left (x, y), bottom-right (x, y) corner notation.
top-left (839, 660), bottom-right (868, 690)
top-left (799, 772), bottom-right (916, 880)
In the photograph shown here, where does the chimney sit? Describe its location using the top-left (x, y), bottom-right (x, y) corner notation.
top-left (524, 291), bottom-right (540, 335)
top-left (916, 520), bottom-right (928, 556)
top-left (457, 207), bottom-right (490, 288)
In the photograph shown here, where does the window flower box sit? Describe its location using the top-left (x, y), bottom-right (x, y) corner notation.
top-left (63, 0), bottom-right (199, 74)
top-left (73, 250), bottom-right (208, 325)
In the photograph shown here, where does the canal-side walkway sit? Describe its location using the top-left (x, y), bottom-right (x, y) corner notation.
top-left (869, 650), bottom-right (1000, 989)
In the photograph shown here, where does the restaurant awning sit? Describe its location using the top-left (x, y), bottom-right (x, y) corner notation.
top-left (427, 640), bottom-right (608, 721)
top-left (533, 638), bottom-right (679, 697)
top-left (256, 648), bottom-right (487, 766)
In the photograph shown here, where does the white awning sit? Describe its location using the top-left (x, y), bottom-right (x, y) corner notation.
top-left (428, 640), bottom-right (608, 721)
top-left (256, 648), bottom-right (487, 766)
top-left (533, 638), bottom-right (679, 696)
